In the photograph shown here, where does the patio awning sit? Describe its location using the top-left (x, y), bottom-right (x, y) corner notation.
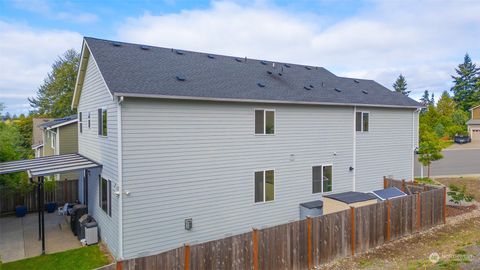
top-left (0, 153), bottom-right (101, 177)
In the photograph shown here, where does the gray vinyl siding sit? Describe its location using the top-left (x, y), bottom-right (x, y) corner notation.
top-left (77, 55), bottom-right (119, 258)
top-left (59, 123), bottom-right (79, 180)
top-left (121, 98), bottom-right (356, 259)
top-left (355, 107), bottom-right (416, 192)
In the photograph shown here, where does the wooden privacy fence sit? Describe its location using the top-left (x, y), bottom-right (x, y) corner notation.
top-left (118, 179), bottom-right (446, 270)
top-left (0, 179), bottom-right (78, 216)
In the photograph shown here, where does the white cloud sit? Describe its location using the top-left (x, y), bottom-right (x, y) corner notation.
top-left (0, 20), bottom-right (82, 113)
top-left (117, 0), bottom-right (480, 100)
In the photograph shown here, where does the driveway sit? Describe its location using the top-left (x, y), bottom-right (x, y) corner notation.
top-left (415, 144), bottom-right (480, 177)
top-left (0, 212), bottom-right (81, 263)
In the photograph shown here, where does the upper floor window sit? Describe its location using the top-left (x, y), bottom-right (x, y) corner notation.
top-left (98, 108), bottom-right (107, 136)
top-left (255, 109), bottom-right (275, 135)
top-left (79, 112), bottom-right (83, 133)
top-left (356, 112), bottom-right (369, 132)
top-left (312, 165), bottom-right (333, 193)
top-left (50, 131), bottom-right (56, 149)
top-left (254, 170), bottom-right (275, 203)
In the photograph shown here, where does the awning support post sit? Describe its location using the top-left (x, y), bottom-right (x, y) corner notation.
top-left (40, 176), bottom-right (45, 255)
top-left (37, 178), bottom-right (42, 241)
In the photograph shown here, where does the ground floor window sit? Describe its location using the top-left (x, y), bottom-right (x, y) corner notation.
top-left (312, 165), bottom-right (333, 193)
top-left (254, 170), bottom-right (275, 203)
top-left (99, 176), bottom-right (111, 216)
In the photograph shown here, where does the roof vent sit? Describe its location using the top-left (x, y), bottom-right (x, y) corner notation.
top-left (304, 86), bottom-right (311, 90)
top-left (284, 64), bottom-right (291, 68)
top-left (176, 75), bottom-right (186, 81)
top-left (278, 72), bottom-right (282, 76)
top-left (309, 84), bottom-right (314, 88)
top-left (354, 79), bottom-right (360, 83)
top-left (305, 66), bottom-right (311, 70)
top-left (140, 45), bottom-right (149, 50)
top-left (112, 42), bottom-right (121, 47)
top-left (235, 58), bottom-right (242, 62)
top-left (267, 71), bottom-right (273, 75)
top-left (257, 82), bottom-right (266, 88)
top-left (260, 60), bottom-right (267, 65)
top-left (322, 82), bottom-right (325, 87)
top-left (207, 54), bottom-right (215, 59)
top-left (175, 50), bottom-right (184, 55)
top-left (362, 90), bottom-right (368, 94)
top-left (334, 88), bottom-right (341, 92)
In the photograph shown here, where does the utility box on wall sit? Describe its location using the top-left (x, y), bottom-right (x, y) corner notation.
top-left (299, 200), bottom-right (323, 220)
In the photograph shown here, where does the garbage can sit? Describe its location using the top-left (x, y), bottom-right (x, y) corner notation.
top-left (70, 204), bottom-right (87, 235)
top-left (77, 214), bottom-right (91, 240)
top-left (84, 219), bottom-right (98, 245)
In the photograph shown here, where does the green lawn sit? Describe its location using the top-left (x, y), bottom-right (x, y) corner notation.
top-left (1, 245), bottom-right (110, 270)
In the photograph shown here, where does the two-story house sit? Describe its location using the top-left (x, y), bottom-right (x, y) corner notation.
top-left (467, 105), bottom-right (480, 142)
top-left (38, 115), bottom-right (79, 180)
top-left (71, 37), bottom-right (421, 260)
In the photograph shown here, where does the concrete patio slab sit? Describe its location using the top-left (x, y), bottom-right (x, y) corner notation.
top-left (0, 212), bottom-right (81, 263)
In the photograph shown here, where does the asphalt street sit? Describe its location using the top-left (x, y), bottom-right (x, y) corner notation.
top-left (414, 147), bottom-right (480, 177)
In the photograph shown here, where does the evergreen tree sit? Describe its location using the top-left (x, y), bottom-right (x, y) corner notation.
top-left (437, 91), bottom-right (455, 118)
top-left (450, 53), bottom-right (480, 111)
top-left (393, 74), bottom-right (410, 96)
top-left (29, 49), bottom-right (80, 117)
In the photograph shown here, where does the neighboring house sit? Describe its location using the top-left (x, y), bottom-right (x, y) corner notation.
top-left (71, 37), bottom-right (422, 260)
top-left (32, 118), bottom-right (53, 157)
top-left (467, 104), bottom-right (480, 142)
top-left (39, 115), bottom-right (79, 180)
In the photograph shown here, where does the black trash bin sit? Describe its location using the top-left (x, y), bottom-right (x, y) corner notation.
top-left (77, 214), bottom-right (93, 240)
top-left (70, 204), bottom-right (87, 235)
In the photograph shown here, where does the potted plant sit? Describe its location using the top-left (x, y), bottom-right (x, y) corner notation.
top-left (6, 172), bottom-right (34, 217)
top-left (44, 177), bottom-right (57, 213)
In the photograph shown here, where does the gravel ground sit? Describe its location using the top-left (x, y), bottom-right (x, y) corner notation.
top-left (320, 202), bottom-right (480, 270)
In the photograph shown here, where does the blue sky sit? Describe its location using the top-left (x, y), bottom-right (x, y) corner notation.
top-left (1, 0), bottom-right (479, 115)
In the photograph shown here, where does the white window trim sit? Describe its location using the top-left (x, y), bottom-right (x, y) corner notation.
top-left (50, 131), bottom-right (56, 149)
top-left (356, 111), bottom-right (370, 133)
top-left (312, 164), bottom-right (333, 194)
top-left (254, 108), bottom-right (276, 136)
top-left (79, 112), bottom-right (83, 133)
top-left (254, 169), bottom-right (275, 204)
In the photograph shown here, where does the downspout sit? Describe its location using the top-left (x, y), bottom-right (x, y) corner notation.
top-left (117, 96), bottom-right (124, 260)
top-left (412, 109), bottom-right (420, 182)
top-left (353, 106), bottom-right (356, 191)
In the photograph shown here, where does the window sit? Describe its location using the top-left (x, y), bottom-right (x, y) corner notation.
top-left (50, 131), bottom-right (56, 149)
top-left (312, 165), bottom-right (333, 193)
top-left (79, 112), bottom-right (83, 133)
top-left (98, 108), bottom-right (107, 136)
top-left (254, 170), bottom-right (274, 203)
top-left (88, 113), bottom-right (91, 128)
top-left (356, 112), bottom-right (369, 132)
top-left (99, 176), bottom-right (111, 216)
top-left (254, 109), bottom-right (275, 135)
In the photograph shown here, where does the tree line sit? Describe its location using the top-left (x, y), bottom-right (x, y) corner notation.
top-left (392, 54), bottom-right (480, 177)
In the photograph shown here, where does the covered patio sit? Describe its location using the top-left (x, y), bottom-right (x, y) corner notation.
top-left (0, 153), bottom-right (101, 262)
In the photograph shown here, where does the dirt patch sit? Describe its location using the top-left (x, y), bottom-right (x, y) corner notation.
top-left (322, 206), bottom-right (480, 270)
top-left (446, 204), bottom-right (477, 217)
top-left (436, 177), bottom-right (480, 201)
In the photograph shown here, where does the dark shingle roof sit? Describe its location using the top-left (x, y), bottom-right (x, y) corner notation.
top-left (84, 37), bottom-right (422, 108)
top-left (40, 115), bottom-right (77, 128)
top-left (371, 187), bottom-right (407, 201)
top-left (300, 200), bottom-right (324, 209)
top-left (324, 191), bottom-right (377, 204)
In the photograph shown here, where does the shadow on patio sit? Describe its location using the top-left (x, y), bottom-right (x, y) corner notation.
top-left (0, 212), bottom-right (81, 263)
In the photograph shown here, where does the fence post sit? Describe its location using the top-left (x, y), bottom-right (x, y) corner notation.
top-left (184, 244), bottom-right (190, 270)
top-left (383, 176), bottom-right (387, 189)
top-left (252, 228), bottom-right (258, 270)
top-left (116, 260), bottom-right (123, 270)
top-left (386, 200), bottom-right (391, 241)
top-left (307, 216), bottom-right (312, 269)
top-left (350, 207), bottom-right (355, 256)
top-left (443, 187), bottom-right (447, 224)
top-left (401, 179), bottom-right (406, 192)
top-left (416, 193), bottom-right (421, 231)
